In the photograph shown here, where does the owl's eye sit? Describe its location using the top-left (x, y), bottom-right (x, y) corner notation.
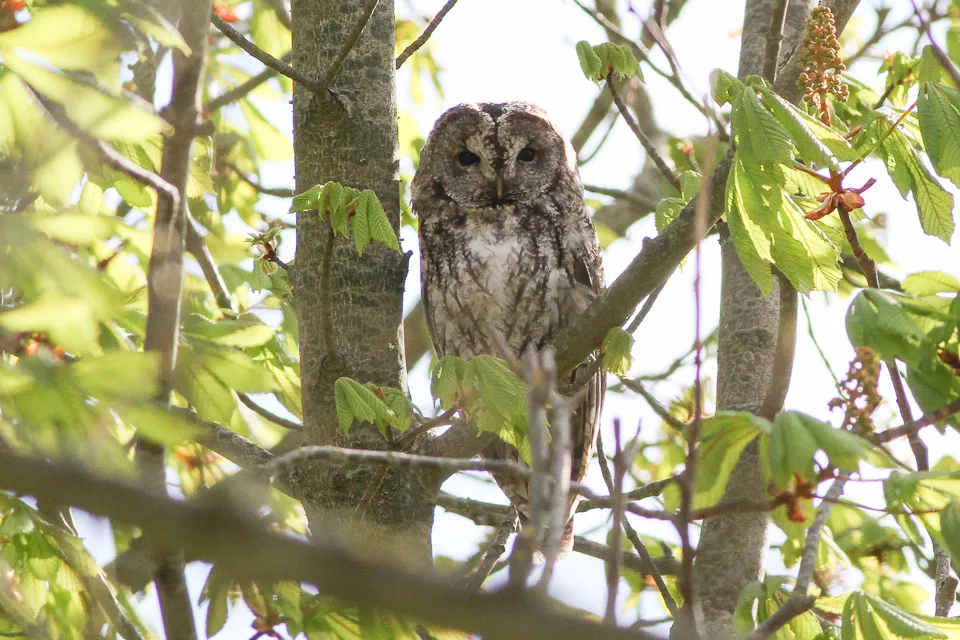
top-left (517, 147), bottom-right (536, 162)
top-left (458, 150), bottom-right (480, 166)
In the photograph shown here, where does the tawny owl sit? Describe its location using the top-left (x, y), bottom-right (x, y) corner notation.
top-left (412, 102), bottom-right (605, 554)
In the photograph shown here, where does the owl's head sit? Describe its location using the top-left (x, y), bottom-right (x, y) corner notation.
top-left (413, 102), bottom-right (579, 211)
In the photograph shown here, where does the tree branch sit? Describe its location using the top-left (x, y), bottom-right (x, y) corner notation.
top-left (396, 0), bottom-right (459, 68)
top-left (606, 76), bottom-right (681, 193)
top-left (237, 393), bottom-right (304, 431)
top-left (212, 15), bottom-right (326, 95)
top-left (553, 151), bottom-right (732, 377)
top-left (205, 52), bottom-right (291, 113)
top-left (0, 451), bottom-right (660, 640)
top-left (226, 161), bottom-right (295, 198)
top-left (466, 507), bottom-right (518, 591)
top-left (138, 5), bottom-right (214, 638)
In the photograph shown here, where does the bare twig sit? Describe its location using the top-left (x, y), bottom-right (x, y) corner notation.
top-left (607, 76), bottom-right (682, 193)
top-left (320, 0), bottom-right (381, 93)
top-left (212, 15), bottom-right (325, 95)
top-left (184, 218), bottom-right (233, 310)
top-left (618, 377), bottom-right (687, 432)
top-left (467, 507), bottom-right (519, 590)
top-left (396, 0), bottom-right (459, 68)
top-left (396, 407), bottom-right (458, 449)
top-left (583, 183), bottom-right (656, 208)
top-left (205, 52), bottom-right (291, 113)
top-left (577, 476), bottom-right (677, 511)
top-left (540, 360), bottom-right (571, 591)
top-left (912, 0), bottom-right (960, 89)
top-left (596, 433), bottom-right (679, 617)
top-left (238, 393), bottom-right (303, 431)
top-left (872, 398), bottom-right (960, 445)
top-left (626, 281), bottom-right (667, 333)
top-left (746, 477), bottom-right (846, 639)
top-left (602, 429), bottom-right (624, 624)
top-left (226, 162), bottom-right (295, 198)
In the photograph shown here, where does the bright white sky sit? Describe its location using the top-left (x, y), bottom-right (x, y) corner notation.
top-left (73, 1), bottom-right (960, 637)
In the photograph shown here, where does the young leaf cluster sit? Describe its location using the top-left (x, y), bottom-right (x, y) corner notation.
top-left (289, 182), bottom-right (401, 256)
top-left (575, 41), bottom-right (642, 82)
top-left (431, 355), bottom-right (532, 462)
top-left (334, 378), bottom-right (413, 438)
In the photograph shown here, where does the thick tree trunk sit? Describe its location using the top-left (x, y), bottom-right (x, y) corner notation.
top-left (291, 0), bottom-right (435, 566)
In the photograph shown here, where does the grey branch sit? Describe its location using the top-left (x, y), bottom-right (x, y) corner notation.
top-left (396, 0), bottom-right (460, 68)
top-left (553, 152), bottom-right (731, 377)
top-left (212, 15), bottom-right (325, 95)
top-left (466, 507), bottom-right (519, 591)
top-left (606, 76), bottom-right (682, 193)
top-left (205, 52), bottom-right (292, 113)
top-left (238, 393), bottom-right (304, 431)
top-left (0, 451), bottom-right (659, 640)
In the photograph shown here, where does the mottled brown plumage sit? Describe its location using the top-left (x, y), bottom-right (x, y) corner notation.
top-left (413, 102), bottom-right (604, 554)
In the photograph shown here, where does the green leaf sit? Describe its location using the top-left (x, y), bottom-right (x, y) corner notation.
top-left (757, 86), bottom-right (837, 170)
top-left (655, 197), bottom-right (686, 233)
top-left (70, 351), bottom-right (160, 399)
top-left (251, 0), bottom-right (291, 58)
top-left (0, 294), bottom-right (102, 355)
top-left (694, 412), bottom-right (768, 509)
top-left (902, 271), bottom-right (960, 295)
top-left (724, 154), bottom-right (776, 295)
top-left (711, 69), bottom-right (745, 106)
top-left (290, 185), bottom-right (322, 212)
top-left (0, 5), bottom-right (123, 70)
top-left (119, 2), bottom-right (190, 53)
top-left (183, 315), bottom-right (275, 348)
top-left (880, 117), bottom-right (955, 242)
top-left (919, 46), bottom-right (943, 84)
top-left (862, 592), bottom-right (946, 638)
top-left (734, 581), bottom-right (765, 632)
top-left (354, 189), bottom-right (400, 254)
top-left (431, 356), bottom-right (465, 410)
top-left (919, 82), bottom-right (960, 189)
top-left (3, 55), bottom-right (168, 142)
top-left (113, 404), bottom-right (200, 446)
top-left (576, 41), bottom-right (603, 81)
top-left (25, 212), bottom-right (118, 245)
top-left (353, 192), bottom-right (373, 255)
top-left (334, 377), bottom-right (392, 435)
top-left (239, 100), bottom-right (292, 162)
top-left (602, 328), bottom-right (633, 375)
top-left (853, 592), bottom-right (890, 640)
top-left (732, 89), bottom-right (793, 165)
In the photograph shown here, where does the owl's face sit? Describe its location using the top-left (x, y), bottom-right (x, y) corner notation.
top-left (414, 102), bottom-right (578, 210)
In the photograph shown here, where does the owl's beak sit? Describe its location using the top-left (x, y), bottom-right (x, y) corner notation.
top-left (496, 178), bottom-right (504, 201)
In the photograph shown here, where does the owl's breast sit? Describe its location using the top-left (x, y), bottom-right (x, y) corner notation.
top-left (421, 210), bottom-right (568, 358)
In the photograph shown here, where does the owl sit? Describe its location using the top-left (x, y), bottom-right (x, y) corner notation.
top-left (412, 102), bottom-right (605, 555)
